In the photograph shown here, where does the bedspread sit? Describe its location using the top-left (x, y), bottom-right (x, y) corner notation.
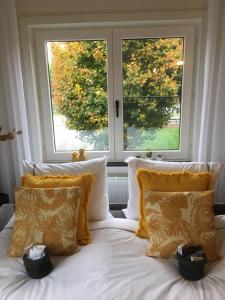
top-left (0, 217), bottom-right (225, 300)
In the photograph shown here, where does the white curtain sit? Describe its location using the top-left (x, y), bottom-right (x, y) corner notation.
top-left (0, 0), bottom-right (31, 200)
top-left (198, 0), bottom-right (225, 201)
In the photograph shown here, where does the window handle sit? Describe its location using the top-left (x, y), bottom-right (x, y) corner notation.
top-left (115, 100), bottom-right (119, 118)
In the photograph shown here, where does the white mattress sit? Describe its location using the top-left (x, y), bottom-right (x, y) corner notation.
top-left (1, 217), bottom-right (225, 300)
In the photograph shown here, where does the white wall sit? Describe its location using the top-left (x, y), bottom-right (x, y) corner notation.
top-left (15, 0), bottom-right (208, 16)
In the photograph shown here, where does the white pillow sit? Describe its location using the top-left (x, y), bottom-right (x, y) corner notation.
top-left (125, 157), bottom-right (223, 219)
top-left (22, 157), bottom-right (109, 221)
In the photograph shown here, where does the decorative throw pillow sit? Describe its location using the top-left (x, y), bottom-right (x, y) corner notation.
top-left (21, 173), bottom-right (94, 245)
top-left (125, 157), bottom-right (223, 219)
top-left (22, 157), bottom-right (109, 221)
top-left (136, 169), bottom-right (213, 238)
top-left (9, 187), bottom-right (81, 257)
top-left (143, 190), bottom-right (217, 262)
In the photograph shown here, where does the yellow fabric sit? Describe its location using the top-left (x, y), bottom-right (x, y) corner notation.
top-left (143, 190), bottom-right (217, 262)
top-left (136, 169), bottom-right (213, 238)
top-left (21, 173), bottom-right (94, 245)
top-left (9, 187), bottom-right (80, 257)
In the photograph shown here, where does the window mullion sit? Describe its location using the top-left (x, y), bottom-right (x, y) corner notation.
top-left (113, 29), bottom-right (124, 160)
top-left (106, 29), bottom-right (116, 160)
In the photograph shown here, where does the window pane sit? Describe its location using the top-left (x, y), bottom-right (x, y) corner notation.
top-left (47, 40), bottom-right (109, 151)
top-left (122, 38), bottom-right (184, 151)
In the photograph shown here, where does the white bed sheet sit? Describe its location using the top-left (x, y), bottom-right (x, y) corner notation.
top-left (0, 217), bottom-right (225, 300)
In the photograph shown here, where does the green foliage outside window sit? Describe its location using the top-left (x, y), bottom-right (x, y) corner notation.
top-left (48, 38), bottom-right (183, 150)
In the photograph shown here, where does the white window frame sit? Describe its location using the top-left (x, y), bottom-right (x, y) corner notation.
top-left (21, 17), bottom-right (198, 163)
top-left (34, 28), bottom-right (115, 161)
top-left (113, 26), bottom-right (195, 160)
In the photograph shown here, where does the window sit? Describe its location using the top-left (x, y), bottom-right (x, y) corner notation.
top-left (122, 37), bottom-right (183, 152)
top-left (47, 39), bottom-right (109, 152)
top-left (34, 26), bottom-right (195, 161)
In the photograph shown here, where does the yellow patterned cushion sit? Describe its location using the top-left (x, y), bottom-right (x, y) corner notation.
top-left (143, 190), bottom-right (217, 262)
top-left (9, 187), bottom-right (80, 257)
top-left (21, 173), bottom-right (94, 245)
top-left (136, 169), bottom-right (213, 238)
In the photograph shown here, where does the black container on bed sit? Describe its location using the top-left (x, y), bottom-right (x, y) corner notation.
top-left (23, 247), bottom-right (53, 279)
top-left (176, 249), bottom-right (207, 281)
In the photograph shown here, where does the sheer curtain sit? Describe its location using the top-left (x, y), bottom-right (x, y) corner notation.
top-left (198, 0), bottom-right (225, 201)
top-left (0, 0), bottom-right (31, 200)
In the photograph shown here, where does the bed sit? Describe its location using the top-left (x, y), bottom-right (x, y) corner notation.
top-left (1, 214), bottom-right (225, 300)
top-left (1, 157), bottom-right (224, 300)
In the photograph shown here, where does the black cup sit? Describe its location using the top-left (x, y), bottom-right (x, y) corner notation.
top-left (23, 247), bottom-right (53, 279)
top-left (176, 252), bottom-right (207, 281)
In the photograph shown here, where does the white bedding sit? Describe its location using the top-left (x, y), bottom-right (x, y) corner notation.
top-left (1, 217), bottom-right (225, 300)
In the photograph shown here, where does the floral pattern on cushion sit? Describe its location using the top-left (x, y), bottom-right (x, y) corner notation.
top-left (9, 187), bottom-right (80, 256)
top-left (144, 190), bottom-right (217, 262)
top-left (21, 173), bottom-right (94, 245)
top-left (136, 169), bottom-right (213, 238)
